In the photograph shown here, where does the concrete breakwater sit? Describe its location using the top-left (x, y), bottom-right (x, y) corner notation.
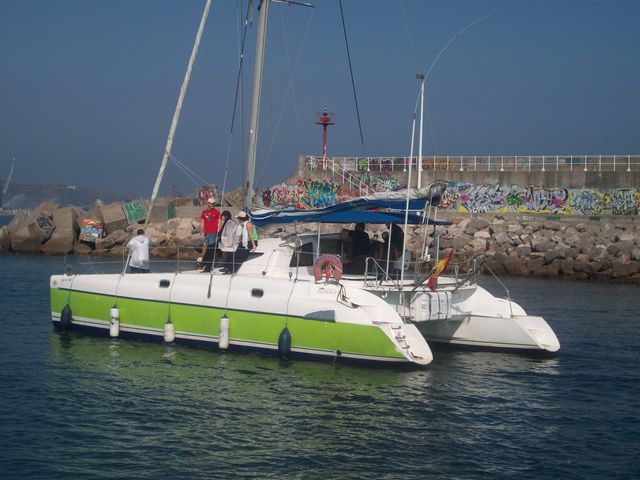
top-left (1, 201), bottom-right (639, 284)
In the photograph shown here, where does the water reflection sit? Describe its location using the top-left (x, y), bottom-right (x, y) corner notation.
top-left (43, 329), bottom-right (572, 478)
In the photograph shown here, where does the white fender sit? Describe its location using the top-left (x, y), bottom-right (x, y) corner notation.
top-left (163, 319), bottom-right (175, 343)
top-left (109, 307), bottom-right (120, 338)
top-left (219, 315), bottom-right (230, 350)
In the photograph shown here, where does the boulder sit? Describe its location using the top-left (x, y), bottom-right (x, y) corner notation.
top-left (6, 211), bottom-right (30, 236)
top-left (465, 217), bottom-right (491, 235)
top-left (493, 232), bottom-right (511, 245)
top-left (526, 257), bottom-right (546, 272)
top-left (175, 218), bottom-right (196, 242)
top-left (100, 202), bottom-right (128, 234)
top-left (453, 233), bottom-right (473, 250)
top-left (96, 230), bottom-right (129, 252)
top-left (32, 201), bottom-right (60, 219)
top-left (41, 207), bottom-right (79, 255)
top-left (502, 256), bottom-right (528, 276)
top-left (10, 210), bottom-right (56, 253)
top-left (28, 215), bottom-right (55, 243)
top-left (506, 223), bottom-right (523, 235)
top-left (11, 225), bottom-right (40, 253)
top-left (78, 218), bottom-right (104, 243)
top-left (559, 259), bottom-right (575, 275)
top-left (544, 247), bottom-right (566, 263)
top-left (82, 202), bottom-right (105, 228)
top-left (122, 199), bottom-right (147, 224)
top-left (0, 226), bottom-right (10, 251)
top-left (146, 198), bottom-right (171, 224)
top-left (612, 260), bottom-right (640, 278)
top-left (74, 242), bottom-right (94, 255)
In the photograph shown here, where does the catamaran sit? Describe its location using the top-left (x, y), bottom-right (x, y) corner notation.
top-left (49, 1), bottom-right (559, 366)
top-left (49, 0), bottom-right (435, 367)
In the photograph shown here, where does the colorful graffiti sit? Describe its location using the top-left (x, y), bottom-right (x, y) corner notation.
top-left (262, 178), bottom-right (640, 215)
top-left (442, 183), bottom-right (640, 215)
top-left (262, 180), bottom-right (354, 210)
top-left (351, 172), bottom-right (404, 192)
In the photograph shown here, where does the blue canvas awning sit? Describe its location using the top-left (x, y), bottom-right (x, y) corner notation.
top-left (250, 183), bottom-right (452, 227)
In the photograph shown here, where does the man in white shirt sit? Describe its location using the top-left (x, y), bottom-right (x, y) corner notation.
top-left (127, 229), bottom-right (151, 273)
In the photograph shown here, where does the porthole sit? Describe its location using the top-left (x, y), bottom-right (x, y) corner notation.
top-left (159, 279), bottom-right (171, 288)
top-left (251, 288), bottom-right (264, 298)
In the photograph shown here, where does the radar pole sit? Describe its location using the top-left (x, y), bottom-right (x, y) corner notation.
top-left (315, 109), bottom-right (335, 158)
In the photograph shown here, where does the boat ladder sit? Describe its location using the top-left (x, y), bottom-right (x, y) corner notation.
top-left (390, 325), bottom-right (421, 359)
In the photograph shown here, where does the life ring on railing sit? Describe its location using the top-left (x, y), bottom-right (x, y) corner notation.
top-left (313, 254), bottom-right (343, 282)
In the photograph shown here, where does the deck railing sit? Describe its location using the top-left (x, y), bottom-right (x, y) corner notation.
top-left (304, 155), bottom-right (640, 173)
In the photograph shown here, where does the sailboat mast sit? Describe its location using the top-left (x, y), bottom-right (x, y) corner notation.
top-left (1, 157), bottom-right (14, 209)
top-left (244, 0), bottom-right (270, 210)
top-left (145, 0), bottom-right (212, 228)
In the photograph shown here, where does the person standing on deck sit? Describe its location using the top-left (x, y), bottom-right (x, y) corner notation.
top-left (127, 229), bottom-right (151, 273)
top-left (200, 197), bottom-right (221, 272)
top-left (226, 211), bottom-right (257, 274)
top-left (216, 210), bottom-right (237, 272)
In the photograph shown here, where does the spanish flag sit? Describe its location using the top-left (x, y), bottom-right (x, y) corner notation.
top-left (426, 249), bottom-right (453, 291)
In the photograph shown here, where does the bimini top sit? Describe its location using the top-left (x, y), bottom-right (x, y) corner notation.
top-left (249, 182), bottom-right (452, 227)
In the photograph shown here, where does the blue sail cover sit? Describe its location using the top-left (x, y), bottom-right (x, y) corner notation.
top-left (250, 183), bottom-right (452, 227)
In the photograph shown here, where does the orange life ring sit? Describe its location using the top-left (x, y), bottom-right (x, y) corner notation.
top-left (313, 254), bottom-right (343, 282)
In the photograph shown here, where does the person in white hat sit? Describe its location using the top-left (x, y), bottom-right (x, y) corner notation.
top-left (225, 211), bottom-right (258, 273)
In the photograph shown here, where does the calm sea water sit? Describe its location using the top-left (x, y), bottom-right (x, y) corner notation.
top-left (0, 253), bottom-right (638, 479)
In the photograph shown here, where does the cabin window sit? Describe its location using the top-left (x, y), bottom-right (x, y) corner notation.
top-left (159, 279), bottom-right (171, 288)
top-left (290, 242), bottom-right (314, 268)
top-left (251, 288), bottom-right (264, 298)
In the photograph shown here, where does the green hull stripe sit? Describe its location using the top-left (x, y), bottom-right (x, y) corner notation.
top-left (51, 288), bottom-right (405, 360)
top-left (54, 287), bottom-right (334, 323)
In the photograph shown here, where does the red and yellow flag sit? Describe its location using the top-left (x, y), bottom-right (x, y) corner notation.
top-left (426, 249), bottom-right (453, 291)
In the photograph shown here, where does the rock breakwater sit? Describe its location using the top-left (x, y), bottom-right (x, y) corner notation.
top-left (435, 215), bottom-right (640, 284)
top-left (1, 201), bottom-right (638, 284)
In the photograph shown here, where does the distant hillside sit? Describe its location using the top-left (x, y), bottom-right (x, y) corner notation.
top-left (0, 181), bottom-right (135, 210)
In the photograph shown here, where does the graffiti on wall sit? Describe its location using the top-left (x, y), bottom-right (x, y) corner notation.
top-left (261, 180), bottom-right (354, 210)
top-left (442, 183), bottom-right (640, 215)
top-left (354, 172), bottom-right (404, 192)
top-left (260, 178), bottom-right (640, 215)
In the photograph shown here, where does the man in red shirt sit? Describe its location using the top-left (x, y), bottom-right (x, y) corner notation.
top-left (200, 197), bottom-right (221, 246)
top-left (200, 197), bottom-right (221, 272)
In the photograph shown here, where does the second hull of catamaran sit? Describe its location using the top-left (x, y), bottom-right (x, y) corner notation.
top-left (49, 240), bottom-right (432, 367)
top-left (358, 279), bottom-right (560, 353)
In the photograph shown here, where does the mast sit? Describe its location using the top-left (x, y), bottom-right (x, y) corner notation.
top-left (1, 157), bottom-right (14, 210)
top-left (244, 0), bottom-right (270, 210)
top-left (145, 0), bottom-right (212, 229)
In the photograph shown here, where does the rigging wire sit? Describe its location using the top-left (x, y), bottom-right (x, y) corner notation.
top-left (170, 154), bottom-right (214, 189)
top-left (338, 0), bottom-right (365, 155)
top-left (419, 15), bottom-right (490, 155)
top-left (400, 0), bottom-right (418, 73)
top-left (257, 6), bottom-right (314, 186)
top-left (226, 0), bottom-right (253, 196)
top-left (207, 0), bottom-right (255, 298)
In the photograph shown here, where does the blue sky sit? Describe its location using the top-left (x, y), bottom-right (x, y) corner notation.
top-left (1, 0), bottom-right (639, 196)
